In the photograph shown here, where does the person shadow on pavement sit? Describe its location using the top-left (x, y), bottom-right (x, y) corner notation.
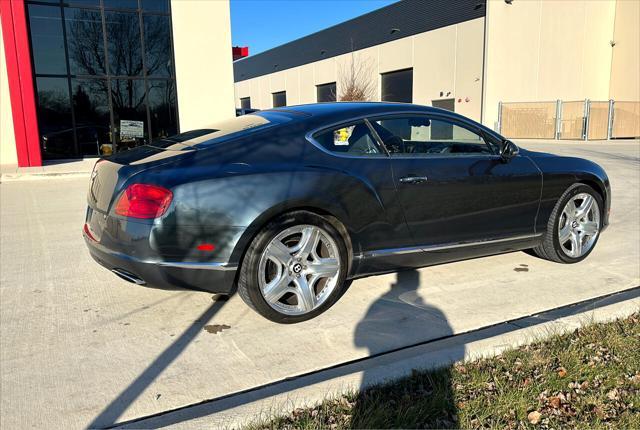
top-left (351, 269), bottom-right (464, 429)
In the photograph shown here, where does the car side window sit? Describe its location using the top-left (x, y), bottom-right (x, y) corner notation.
top-left (313, 121), bottom-right (385, 156)
top-left (370, 116), bottom-right (495, 157)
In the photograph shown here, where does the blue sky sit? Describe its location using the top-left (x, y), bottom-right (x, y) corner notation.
top-left (230, 0), bottom-right (399, 55)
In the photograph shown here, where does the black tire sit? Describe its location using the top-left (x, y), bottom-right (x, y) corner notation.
top-left (533, 183), bottom-right (603, 264)
top-left (237, 210), bottom-right (350, 323)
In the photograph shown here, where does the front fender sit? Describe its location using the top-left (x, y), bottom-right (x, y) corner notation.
top-left (531, 156), bottom-right (611, 231)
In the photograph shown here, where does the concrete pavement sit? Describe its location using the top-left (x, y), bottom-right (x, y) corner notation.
top-left (1, 140), bottom-right (638, 429)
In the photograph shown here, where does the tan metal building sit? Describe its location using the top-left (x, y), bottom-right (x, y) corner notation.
top-left (233, 0), bottom-right (639, 135)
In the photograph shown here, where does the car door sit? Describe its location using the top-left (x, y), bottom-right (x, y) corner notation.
top-left (308, 120), bottom-right (427, 272)
top-left (368, 113), bottom-right (542, 256)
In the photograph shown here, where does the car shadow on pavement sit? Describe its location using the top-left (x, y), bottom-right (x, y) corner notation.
top-left (87, 295), bottom-right (229, 429)
top-left (89, 270), bottom-right (463, 429)
top-left (351, 269), bottom-right (464, 428)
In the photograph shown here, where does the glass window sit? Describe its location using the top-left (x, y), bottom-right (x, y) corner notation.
top-left (314, 122), bottom-right (384, 156)
top-left (65, 8), bottom-right (106, 75)
top-left (103, 0), bottom-right (139, 10)
top-left (67, 0), bottom-right (101, 7)
top-left (26, 0), bottom-right (178, 159)
top-left (370, 116), bottom-right (494, 156)
top-left (71, 78), bottom-right (111, 156)
top-left (36, 77), bottom-right (74, 158)
top-left (381, 68), bottom-right (413, 103)
top-left (240, 97), bottom-right (251, 109)
top-left (143, 14), bottom-right (172, 76)
top-left (316, 82), bottom-right (336, 102)
top-left (142, 0), bottom-right (169, 13)
top-left (110, 79), bottom-right (148, 150)
top-left (28, 5), bottom-right (67, 75)
top-left (176, 112), bottom-right (297, 148)
top-left (272, 91), bottom-right (286, 108)
top-left (105, 11), bottom-right (143, 76)
top-left (147, 80), bottom-right (178, 140)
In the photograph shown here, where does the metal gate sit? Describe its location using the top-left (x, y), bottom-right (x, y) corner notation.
top-left (499, 102), bottom-right (556, 139)
top-left (499, 99), bottom-right (639, 140)
top-left (612, 101), bottom-right (640, 139)
top-left (586, 101), bottom-right (610, 140)
top-left (559, 101), bottom-right (586, 140)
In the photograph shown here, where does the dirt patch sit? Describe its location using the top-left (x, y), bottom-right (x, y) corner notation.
top-left (204, 324), bottom-right (231, 334)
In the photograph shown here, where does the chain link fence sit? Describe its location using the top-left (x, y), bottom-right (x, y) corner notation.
top-left (498, 102), bottom-right (556, 139)
top-left (499, 100), bottom-right (639, 140)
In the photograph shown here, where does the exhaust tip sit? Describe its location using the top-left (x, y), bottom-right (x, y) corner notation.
top-left (112, 268), bottom-right (146, 285)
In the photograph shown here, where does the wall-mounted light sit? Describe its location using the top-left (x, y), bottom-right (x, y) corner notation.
top-left (320, 50), bottom-right (327, 55)
top-left (505, 0), bottom-right (513, 4)
top-left (390, 28), bottom-right (400, 34)
top-left (610, 40), bottom-right (616, 47)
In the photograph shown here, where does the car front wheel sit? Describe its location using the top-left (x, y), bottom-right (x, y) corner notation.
top-left (533, 183), bottom-right (603, 263)
top-left (237, 211), bottom-right (349, 323)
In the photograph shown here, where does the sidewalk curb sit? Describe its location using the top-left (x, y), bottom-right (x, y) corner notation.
top-left (115, 287), bottom-right (640, 430)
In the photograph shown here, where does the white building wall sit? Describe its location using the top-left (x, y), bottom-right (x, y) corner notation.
top-left (609, 0), bottom-right (640, 101)
top-left (483, 0), bottom-right (618, 130)
top-left (171, 0), bottom-right (235, 130)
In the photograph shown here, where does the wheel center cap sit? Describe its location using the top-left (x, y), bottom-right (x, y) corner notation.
top-left (571, 220), bottom-right (579, 229)
top-left (292, 263), bottom-right (302, 274)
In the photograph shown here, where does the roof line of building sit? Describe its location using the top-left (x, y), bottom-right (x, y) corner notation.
top-left (233, 0), bottom-right (486, 82)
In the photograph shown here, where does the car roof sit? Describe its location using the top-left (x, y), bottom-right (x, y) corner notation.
top-left (264, 102), bottom-right (489, 128)
top-left (251, 102), bottom-right (505, 142)
top-left (272, 101), bottom-right (434, 118)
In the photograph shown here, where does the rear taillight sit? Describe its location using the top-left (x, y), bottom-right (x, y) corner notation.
top-left (115, 184), bottom-right (173, 219)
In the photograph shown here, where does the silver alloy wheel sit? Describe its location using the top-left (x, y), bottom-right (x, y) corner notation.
top-left (258, 224), bottom-right (341, 315)
top-left (558, 193), bottom-right (600, 258)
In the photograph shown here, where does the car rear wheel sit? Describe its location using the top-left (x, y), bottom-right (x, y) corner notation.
top-left (237, 211), bottom-right (349, 323)
top-left (533, 184), bottom-right (603, 263)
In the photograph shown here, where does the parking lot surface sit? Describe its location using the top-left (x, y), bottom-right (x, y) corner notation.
top-left (1, 140), bottom-right (638, 428)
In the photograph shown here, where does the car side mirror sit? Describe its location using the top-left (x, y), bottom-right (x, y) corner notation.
top-left (500, 139), bottom-right (519, 162)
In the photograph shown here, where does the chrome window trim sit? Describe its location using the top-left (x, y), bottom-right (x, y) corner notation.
top-left (354, 233), bottom-right (542, 260)
top-left (366, 112), bottom-right (499, 158)
top-left (305, 117), bottom-right (391, 160)
top-left (305, 109), bottom-right (437, 160)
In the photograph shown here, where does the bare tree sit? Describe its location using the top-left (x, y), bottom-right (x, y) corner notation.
top-left (337, 51), bottom-right (375, 102)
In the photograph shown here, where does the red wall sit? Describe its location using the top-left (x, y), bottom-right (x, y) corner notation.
top-left (1, 0), bottom-right (42, 167)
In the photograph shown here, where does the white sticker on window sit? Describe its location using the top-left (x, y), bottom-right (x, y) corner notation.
top-left (333, 126), bottom-right (354, 146)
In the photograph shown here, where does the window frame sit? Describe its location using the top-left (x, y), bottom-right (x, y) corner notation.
top-left (316, 81), bottom-right (337, 103)
top-left (272, 91), bottom-right (286, 108)
top-left (366, 112), bottom-right (500, 159)
top-left (307, 118), bottom-right (388, 159)
top-left (25, 0), bottom-right (179, 159)
top-left (380, 68), bottom-right (413, 103)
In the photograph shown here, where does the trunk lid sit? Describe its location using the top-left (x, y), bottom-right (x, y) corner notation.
top-left (87, 143), bottom-right (196, 213)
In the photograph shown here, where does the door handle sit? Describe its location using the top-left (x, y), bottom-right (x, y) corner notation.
top-left (399, 176), bottom-right (428, 184)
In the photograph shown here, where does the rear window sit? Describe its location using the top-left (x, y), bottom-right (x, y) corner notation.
top-left (172, 111), bottom-right (298, 148)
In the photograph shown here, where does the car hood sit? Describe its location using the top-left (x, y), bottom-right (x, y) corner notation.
top-left (518, 147), bottom-right (557, 158)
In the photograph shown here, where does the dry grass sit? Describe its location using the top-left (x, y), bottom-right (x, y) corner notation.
top-left (247, 313), bottom-right (640, 429)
